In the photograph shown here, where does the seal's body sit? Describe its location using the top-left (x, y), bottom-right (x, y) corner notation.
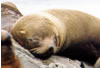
top-left (11, 9), bottom-right (100, 65)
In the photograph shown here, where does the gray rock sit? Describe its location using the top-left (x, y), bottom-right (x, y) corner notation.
top-left (12, 40), bottom-right (82, 68)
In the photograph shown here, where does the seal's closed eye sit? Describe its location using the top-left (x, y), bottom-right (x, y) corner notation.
top-left (28, 38), bottom-right (40, 47)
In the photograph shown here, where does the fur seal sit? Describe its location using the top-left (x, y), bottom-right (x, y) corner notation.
top-left (11, 9), bottom-right (100, 65)
top-left (1, 30), bottom-right (23, 68)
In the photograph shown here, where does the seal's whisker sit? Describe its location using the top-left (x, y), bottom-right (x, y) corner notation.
top-left (30, 48), bottom-right (38, 51)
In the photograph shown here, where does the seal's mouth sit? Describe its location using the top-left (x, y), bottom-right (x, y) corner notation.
top-left (30, 47), bottom-right (54, 60)
top-left (30, 52), bottom-right (53, 60)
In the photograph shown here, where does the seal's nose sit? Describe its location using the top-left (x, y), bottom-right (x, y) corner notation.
top-left (48, 46), bottom-right (53, 53)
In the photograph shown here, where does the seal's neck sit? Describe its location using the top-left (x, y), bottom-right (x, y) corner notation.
top-left (37, 12), bottom-right (66, 51)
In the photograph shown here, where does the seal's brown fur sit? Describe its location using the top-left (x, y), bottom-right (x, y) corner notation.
top-left (11, 9), bottom-right (100, 65)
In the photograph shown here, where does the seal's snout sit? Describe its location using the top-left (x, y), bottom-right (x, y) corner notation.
top-left (48, 46), bottom-right (54, 53)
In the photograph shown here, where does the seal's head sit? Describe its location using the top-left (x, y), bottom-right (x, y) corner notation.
top-left (11, 14), bottom-right (60, 59)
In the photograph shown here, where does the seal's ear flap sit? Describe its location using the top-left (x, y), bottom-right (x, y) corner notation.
top-left (94, 57), bottom-right (100, 68)
top-left (1, 2), bottom-right (22, 32)
top-left (19, 31), bottom-right (26, 35)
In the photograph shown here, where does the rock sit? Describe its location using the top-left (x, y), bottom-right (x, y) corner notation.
top-left (12, 40), bottom-right (82, 68)
top-left (1, 2), bottom-right (22, 32)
